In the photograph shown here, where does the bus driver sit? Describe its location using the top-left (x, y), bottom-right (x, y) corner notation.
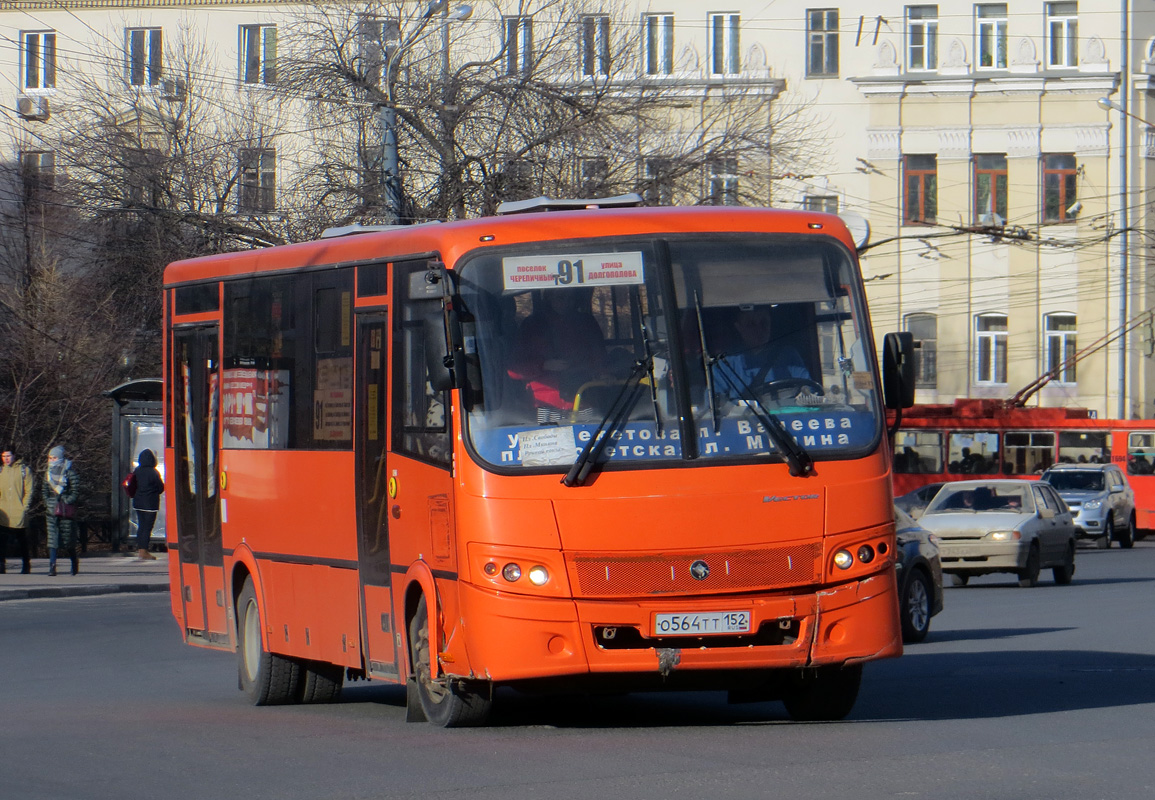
top-left (714, 306), bottom-right (812, 402)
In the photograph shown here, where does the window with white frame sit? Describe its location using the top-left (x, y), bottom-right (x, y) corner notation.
top-left (504, 16), bottom-right (533, 75)
top-left (643, 157), bottom-right (674, 205)
top-left (240, 24), bottom-right (277, 85)
top-left (906, 6), bottom-right (937, 71)
top-left (709, 13), bottom-right (740, 76)
top-left (804, 195), bottom-right (839, 214)
top-left (643, 14), bottom-right (674, 76)
top-left (708, 157), bottom-right (739, 205)
top-left (1046, 2), bottom-right (1077, 68)
top-left (1045, 313), bottom-right (1077, 383)
top-left (238, 148), bottom-right (276, 212)
top-left (579, 156), bottom-right (609, 197)
top-left (905, 312), bottom-right (937, 388)
top-left (357, 14), bottom-right (399, 85)
top-left (127, 28), bottom-right (162, 87)
top-left (976, 4), bottom-right (1007, 70)
top-left (975, 313), bottom-right (1008, 383)
top-left (21, 31), bottom-right (56, 91)
top-left (806, 9), bottom-right (839, 77)
top-left (580, 15), bottom-right (610, 77)
top-left (20, 150), bottom-right (55, 206)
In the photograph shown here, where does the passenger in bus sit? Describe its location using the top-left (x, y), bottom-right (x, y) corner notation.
top-left (714, 306), bottom-right (811, 401)
top-left (507, 289), bottom-right (607, 411)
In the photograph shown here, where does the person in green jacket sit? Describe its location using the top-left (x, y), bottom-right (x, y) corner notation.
top-left (0, 445), bottom-right (34, 574)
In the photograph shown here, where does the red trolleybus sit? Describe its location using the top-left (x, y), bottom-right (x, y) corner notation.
top-left (893, 399), bottom-right (1155, 539)
top-left (163, 202), bottom-right (914, 725)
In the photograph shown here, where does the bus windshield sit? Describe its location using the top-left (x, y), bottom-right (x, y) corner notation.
top-left (457, 233), bottom-right (882, 472)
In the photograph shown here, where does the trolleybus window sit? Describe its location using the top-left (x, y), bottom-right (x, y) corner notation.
top-left (1004, 431), bottom-right (1054, 475)
top-left (1058, 431), bottom-right (1109, 464)
top-left (1128, 432), bottom-right (1155, 475)
top-left (457, 234), bottom-right (882, 470)
top-left (893, 430), bottom-right (943, 474)
top-left (947, 431), bottom-right (999, 474)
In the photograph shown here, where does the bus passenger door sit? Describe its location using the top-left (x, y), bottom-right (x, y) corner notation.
top-left (355, 314), bottom-right (398, 678)
top-left (172, 326), bottom-right (230, 649)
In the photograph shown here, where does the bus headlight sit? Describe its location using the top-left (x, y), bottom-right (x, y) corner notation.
top-left (502, 563), bottom-right (522, 582)
top-left (833, 549), bottom-right (854, 570)
top-left (527, 566), bottom-right (549, 586)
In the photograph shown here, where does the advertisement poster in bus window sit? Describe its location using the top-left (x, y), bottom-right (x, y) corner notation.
top-left (221, 364), bottom-right (291, 448)
top-left (314, 357), bottom-right (353, 441)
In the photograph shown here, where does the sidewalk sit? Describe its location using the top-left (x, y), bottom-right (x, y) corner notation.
top-left (0, 551), bottom-right (171, 601)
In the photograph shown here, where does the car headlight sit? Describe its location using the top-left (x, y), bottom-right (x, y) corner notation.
top-left (986, 530), bottom-right (1021, 541)
top-left (1082, 500), bottom-right (1102, 510)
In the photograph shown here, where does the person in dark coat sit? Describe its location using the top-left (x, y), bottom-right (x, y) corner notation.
top-left (129, 449), bottom-right (164, 560)
top-left (42, 445), bottom-right (80, 576)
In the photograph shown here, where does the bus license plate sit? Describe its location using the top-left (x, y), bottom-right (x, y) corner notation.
top-left (653, 611), bottom-right (751, 636)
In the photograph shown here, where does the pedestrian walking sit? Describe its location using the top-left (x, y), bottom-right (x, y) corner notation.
top-left (42, 445), bottom-right (80, 576)
top-left (127, 449), bottom-right (163, 561)
top-left (0, 445), bottom-right (34, 574)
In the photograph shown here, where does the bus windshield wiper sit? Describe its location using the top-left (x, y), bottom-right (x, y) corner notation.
top-left (710, 356), bottom-right (815, 478)
top-left (561, 355), bottom-right (652, 487)
top-left (694, 291), bottom-right (720, 434)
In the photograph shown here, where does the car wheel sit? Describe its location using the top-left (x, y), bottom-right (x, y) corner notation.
top-left (901, 570), bottom-right (933, 643)
top-left (782, 664), bottom-right (863, 722)
top-left (1119, 514), bottom-right (1136, 549)
top-left (1052, 542), bottom-right (1076, 585)
top-left (1099, 514), bottom-right (1114, 549)
top-left (408, 595), bottom-right (492, 727)
top-left (1018, 544), bottom-right (1041, 588)
top-left (237, 577), bottom-right (302, 705)
top-left (949, 573), bottom-right (969, 587)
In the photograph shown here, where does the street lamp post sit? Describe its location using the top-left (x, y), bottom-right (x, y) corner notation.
top-left (1097, 95), bottom-right (1138, 419)
top-left (379, 0), bottom-right (472, 223)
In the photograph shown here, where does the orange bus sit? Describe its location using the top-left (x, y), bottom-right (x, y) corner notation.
top-left (892, 399), bottom-right (1155, 540)
top-left (163, 203), bottom-right (914, 725)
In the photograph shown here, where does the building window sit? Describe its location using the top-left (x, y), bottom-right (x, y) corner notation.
top-left (1045, 313), bottom-right (1077, 383)
top-left (357, 14), bottom-right (399, 85)
top-left (125, 148), bottom-right (163, 206)
top-left (709, 13), bottom-right (740, 76)
top-left (643, 14), bottom-right (674, 75)
top-left (358, 146), bottom-right (385, 212)
top-left (903, 154), bottom-right (937, 225)
top-left (905, 312), bottom-right (937, 389)
top-left (504, 16), bottom-right (533, 74)
top-left (21, 31), bottom-right (56, 91)
top-left (238, 148), bottom-right (276, 213)
top-left (906, 6), bottom-right (937, 71)
top-left (1047, 2), bottom-right (1077, 68)
top-left (708, 157), bottom-right (739, 206)
top-left (976, 4), bottom-right (1008, 70)
top-left (126, 28), bottom-right (162, 87)
top-left (580, 15), bottom-right (610, 77)
top-left (804, 195), bottom-right (839, 214)
top-left (1043, 153), bottom-right (1077, 222)
top-left (806, 9), bottom-right (839, 77)
top-left (240, 24), bottom-right (277, 85)
top-left (975, 313), bottom-right (1008, 384)
top-left (20, 150), bottom-right (55, 207)
top-left (643, 157), bottom-right (674, 205)
top-left (497, 158), bottom-right (536, 200)
top-left (975, 153), bottom-right (1008, 224)
top-left (579, 157), bottom-right (609, 197)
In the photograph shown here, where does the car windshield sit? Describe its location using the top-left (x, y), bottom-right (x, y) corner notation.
top-left (456, 233), bottom-right (882, 472)
top-left (924, 484), bottom-right (1035, 514)
top-left (1043, 470), bottom-right (1105, 492)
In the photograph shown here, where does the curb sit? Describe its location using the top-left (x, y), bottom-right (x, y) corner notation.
top-left (0, 583), bottom-right (170, 602)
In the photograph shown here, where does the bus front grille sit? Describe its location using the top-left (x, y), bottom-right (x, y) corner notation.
top-left (568, 543), bottom-right (822, 597)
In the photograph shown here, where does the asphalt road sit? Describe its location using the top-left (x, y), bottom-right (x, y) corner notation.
top-left (3, 542), bottom-right (1155, 800)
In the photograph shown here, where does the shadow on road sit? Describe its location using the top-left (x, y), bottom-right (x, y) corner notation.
top-left (928, 626), bottom-right (1075, 643)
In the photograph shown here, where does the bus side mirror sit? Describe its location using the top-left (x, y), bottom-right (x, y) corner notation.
top-left (883, 332), bottom-right (917, 410)
top-left (425, 305), bottom-right (465, 392)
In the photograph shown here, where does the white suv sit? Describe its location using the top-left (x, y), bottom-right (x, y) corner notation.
top-left (1040, 464), bottom-right (1136, 549)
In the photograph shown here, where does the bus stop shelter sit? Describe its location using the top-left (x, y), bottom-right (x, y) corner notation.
top-left (104, 379), bottom-right (164, 550)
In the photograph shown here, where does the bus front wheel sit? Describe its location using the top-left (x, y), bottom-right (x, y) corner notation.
top-left (408, 595), bottom-right (492, 727)
top-left (782, 664), bottom-right (862, 722)
top-left (237, 577), bottom-right (301, 705)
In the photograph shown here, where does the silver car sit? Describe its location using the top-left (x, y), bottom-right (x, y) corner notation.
top-left (1039, 464), bottom-right (1136, 549)
top-left (894, 506), bottom-right (944, 643)
top-left (916, 480), bottom-right (1077, 588)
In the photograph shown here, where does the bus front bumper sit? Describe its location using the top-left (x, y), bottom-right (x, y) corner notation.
top-left (451, 570), bottom-right (901, 684)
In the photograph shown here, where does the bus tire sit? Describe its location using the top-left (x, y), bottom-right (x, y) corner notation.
top-left (782, 664), bottom-right (862, 722)
top-left (1018, 544), bottom-right (1041, 588)
top-left (408, 595), bottom-right (492, 727)
top-left (900, 569), bottom-right (932, 643)
top-left (237, 577), bottom-right (301, 705)
top-left (299, 660), bottom-right (344, 703)
top-left (1119, 514), bottom-right (1136, 549)
top-left (1053, 542), bottom-right (1076, 585)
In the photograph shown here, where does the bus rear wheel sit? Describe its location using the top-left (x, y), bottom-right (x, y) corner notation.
top-left (299, 660), bottom-right (344, 703)
top-left (408, 595), bottom-right (492, 727)
top-left (782, 664), bottom-right (862, 722)
top-left (237, 577), bottom-right (301, 705)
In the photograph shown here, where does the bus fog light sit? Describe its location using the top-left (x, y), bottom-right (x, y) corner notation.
top-left (527, 566), bottom-right (549, 586)
top-left (857, 545), bottom-right (875, 564)
top-left (483, 562), bottom-right (498, 576)
top-left (502, 563), bottom-right (522, 582)
top-left (833, 550), bottom-right (853, 570)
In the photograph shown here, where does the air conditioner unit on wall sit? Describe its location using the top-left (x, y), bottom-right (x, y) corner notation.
top-left (16, 94), bottom-right (50, 121)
